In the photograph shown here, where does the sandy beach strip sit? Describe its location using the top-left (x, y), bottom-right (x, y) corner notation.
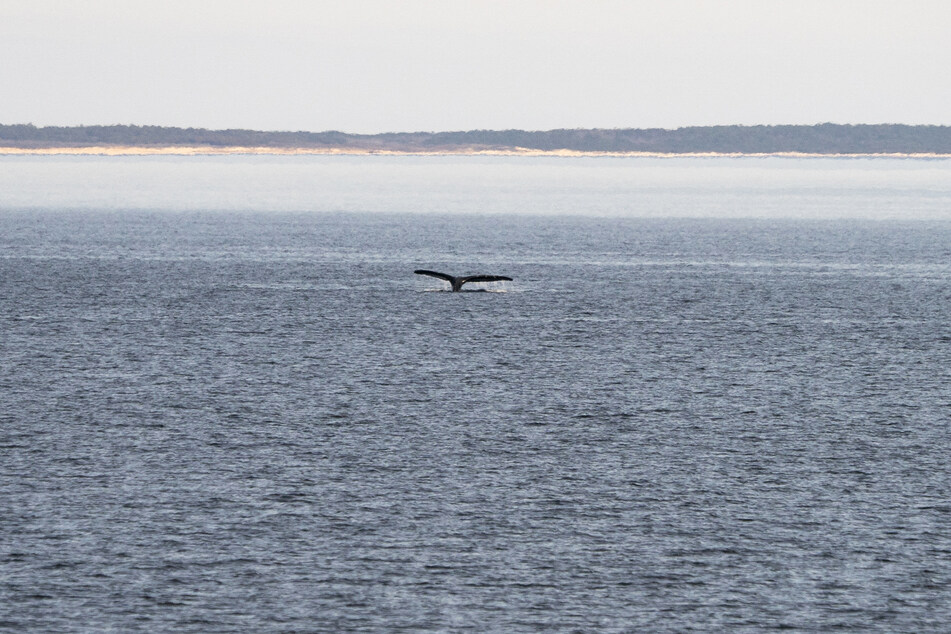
top-left (2, 145), bottom-right (951, 159)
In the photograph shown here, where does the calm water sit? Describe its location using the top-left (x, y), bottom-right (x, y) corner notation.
top-left (2, 156), bottom-right (951, 631)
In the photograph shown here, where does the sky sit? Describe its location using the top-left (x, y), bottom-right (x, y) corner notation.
top-left (2, 0), bottom-right (951, 133)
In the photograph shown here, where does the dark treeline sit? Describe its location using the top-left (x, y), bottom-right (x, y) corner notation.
top-left (4, 123), bottom-right (951, 154)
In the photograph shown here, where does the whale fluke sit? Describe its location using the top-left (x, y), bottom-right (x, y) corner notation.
top-left (414, 269), bottom-right (512, 292)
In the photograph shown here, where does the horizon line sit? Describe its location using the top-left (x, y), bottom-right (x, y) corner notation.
top-left (5, 122), bottom-right (951, 136)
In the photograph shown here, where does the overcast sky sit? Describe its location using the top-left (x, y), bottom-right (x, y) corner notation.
top-left (2, 0), bottom-right (950, 133)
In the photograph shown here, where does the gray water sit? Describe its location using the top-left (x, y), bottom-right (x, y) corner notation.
top-left (2, 156), bottom-right (951, 631)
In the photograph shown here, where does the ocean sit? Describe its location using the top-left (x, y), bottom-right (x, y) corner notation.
top-left (2, 155), bottom-right (950, 631)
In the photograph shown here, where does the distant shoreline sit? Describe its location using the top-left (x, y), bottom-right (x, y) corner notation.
top-left (6, 124), bottom-right (951, 156)
top-left (3, 145), bottom-right (951, 159)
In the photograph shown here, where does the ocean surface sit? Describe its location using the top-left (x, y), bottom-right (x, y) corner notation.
top-left (2, 156), bottom-right (951, 631)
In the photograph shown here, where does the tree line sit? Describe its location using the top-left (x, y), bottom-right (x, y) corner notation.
top-left (3, 123), bottom-right (951, 154)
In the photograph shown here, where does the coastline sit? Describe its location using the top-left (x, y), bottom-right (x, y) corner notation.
top-left (3, 145), bottom-right (951, 159)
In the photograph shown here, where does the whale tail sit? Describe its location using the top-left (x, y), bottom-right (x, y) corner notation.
top-left (414, 269), bottom-right (512, 292)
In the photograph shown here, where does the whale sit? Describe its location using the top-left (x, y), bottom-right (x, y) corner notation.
top-left (414, 270), bottom-right (512, 292)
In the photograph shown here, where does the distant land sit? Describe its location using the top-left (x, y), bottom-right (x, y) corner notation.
top-left (3, 123), bottom-right (951, 156)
